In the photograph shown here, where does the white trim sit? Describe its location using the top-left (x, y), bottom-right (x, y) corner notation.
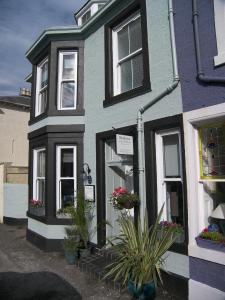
top-left (155, 128), bottom-right (182, 220)
top-left (56, 145), bottom-right (77, 211)
top-left (35, 57), bottom-right (48, 117)
top-left (57, 51), bottom-right (78, 111)
top-left (33, 148), bottom-right (46, 201)
top-left (183, 102), bottom-right (225, 265)
top-left (214, 0), bottom-right (225, 66)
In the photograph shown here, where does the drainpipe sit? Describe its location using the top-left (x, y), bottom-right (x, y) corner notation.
top-left (192, 0), bottom-right (225, 83)
top-left (137, 0), bottom-right (179, 223)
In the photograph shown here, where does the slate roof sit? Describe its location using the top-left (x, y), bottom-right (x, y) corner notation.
top-left (0, 96), bottom-right (30, 108)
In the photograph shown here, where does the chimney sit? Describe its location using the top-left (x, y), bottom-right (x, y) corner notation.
top-left (19, 88), bottom-right (31, 97)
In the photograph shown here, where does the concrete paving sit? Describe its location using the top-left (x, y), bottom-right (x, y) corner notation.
top-left (0, 224), bottom-right (174, 299)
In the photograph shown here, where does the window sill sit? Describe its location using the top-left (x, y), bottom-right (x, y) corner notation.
top-left (189, 243), bottom-right (225, 266)
top-left (103, 84), bottom-right (151, 108)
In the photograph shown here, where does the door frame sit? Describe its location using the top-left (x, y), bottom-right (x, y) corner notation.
top-left (96, 125), bottom-right (139, 247)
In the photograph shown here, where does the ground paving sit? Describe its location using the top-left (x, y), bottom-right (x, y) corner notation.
top-left (0, 224), bottom-right (174, 299)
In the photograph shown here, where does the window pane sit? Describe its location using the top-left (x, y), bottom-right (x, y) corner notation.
top-left (61, 180), bottom-right (74, 208)
top-left (37, 178), bottom-right (45, 203)
top-left (129, 17), bottom-right (142, 53)
top-left (82, 10), bottom-right (91, 24)
top-left (132, 54), bottom-right (143, 89)
top-left (166, 182), bottom-right (184, 229)
top-left (39, 89), bottom-right (47, 114)
top-left (41, 61), bottom-right (48, 88)
top-left (120, 60), bottom-right (132, 93)
top-left (200, 125), bottom-right (225, 178)
top-left (163, 134), bottom-right (180, 177)
top-left (63, 54), bottom-right (75, 79)
top-left (118, 26), bottom-right (129, 60)
top-left (37, 150), bottom-right (45, 177)
top-left (61, 82), bottom-right (75, 108)
top-left (61, 148), bottom-right (73, 177)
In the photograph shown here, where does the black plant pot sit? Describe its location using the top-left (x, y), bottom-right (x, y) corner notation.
top-left (128, 280), bottom-right (156, 300)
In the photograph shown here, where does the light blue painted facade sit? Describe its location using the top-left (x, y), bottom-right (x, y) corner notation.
top-left (83, 0), bottom-right (186, 277)
top-left (4, 183), bottom-right (28, 219)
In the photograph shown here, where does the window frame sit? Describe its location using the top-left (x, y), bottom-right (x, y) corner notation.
top-left (112, 11), bottom-right (143, 96)
top-left (57, 50), bottom-right (78, 111)
top-left (33, 147), bottom-right (46, 203)
top-left (56, 145), bottom-right (77, 211)
top-left (155, 128), bottom-right (183, 222)
top-left (35, 57), bottom-right (48, 117)
top-left (104, 0), bottom-right (151, 107)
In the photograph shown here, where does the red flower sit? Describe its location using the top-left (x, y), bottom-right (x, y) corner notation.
top-left (203, 228), bottom-right (208, 232)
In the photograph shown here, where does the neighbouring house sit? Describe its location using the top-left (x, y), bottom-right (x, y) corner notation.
top-left (25, 0), bottom-right (225, 299)
top-left (0, 88), bottom-right (30, 225)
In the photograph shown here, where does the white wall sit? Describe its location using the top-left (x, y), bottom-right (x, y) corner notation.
top-left (189, 280), bottom-right (225, 300)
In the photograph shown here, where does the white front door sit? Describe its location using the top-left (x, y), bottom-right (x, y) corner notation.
top-left (105, 139), bottom-right (134, 239)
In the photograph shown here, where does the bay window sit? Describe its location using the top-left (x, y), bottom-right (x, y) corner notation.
top-left (57, 51), bottom-right (78, 110)
top-left (112, 12), bottom-right (143, 95)
top-left (35, 57), bottom-right (48, 116)
top-left (56, 146), bottom-right (77, 211)
top-left (155, 129), bottom-right (185, 231)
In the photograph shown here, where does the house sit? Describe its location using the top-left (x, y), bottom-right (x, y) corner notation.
top-left (0, 89), bottom-right (30, 224)
top-left (173, 0), bottom-right (225, 299)
top-left (25, 0), bottom-right (225, 299)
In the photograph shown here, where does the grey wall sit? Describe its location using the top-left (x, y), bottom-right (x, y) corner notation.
top-left (4, 183), bottom-right (28, 219)
top-left (174, 0), bottom-right (225, 112)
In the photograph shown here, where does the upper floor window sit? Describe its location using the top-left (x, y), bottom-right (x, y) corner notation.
top-left (214, 0), bottom-right (225, 66)
top-left (112, 12), bottom-right (143, 96)
top-left (81, 10), bottom-right (91, 25)
top-left (57, 51), bottom-right (78, 110)
top-left (35, 57), bottom-right (48, 116)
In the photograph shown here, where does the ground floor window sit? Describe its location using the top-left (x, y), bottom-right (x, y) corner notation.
top-left (56, 145), bottom-right (77, 211)
top-left (31, 148), bottom-right (46, 216)
top-left (155, 129), bottom-right (185, 233)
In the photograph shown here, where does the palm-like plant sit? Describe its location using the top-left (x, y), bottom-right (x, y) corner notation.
top-left (104, 206), bottom-right (181, 289)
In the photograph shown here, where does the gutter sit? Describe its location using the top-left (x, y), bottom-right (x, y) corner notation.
top-left (192, 0), bottom-right (225, 83)
top-left (137, 0), bottom-right (179, 222)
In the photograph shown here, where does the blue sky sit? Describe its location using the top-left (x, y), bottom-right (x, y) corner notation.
top-left (0, 0), bottom-right (86, 96)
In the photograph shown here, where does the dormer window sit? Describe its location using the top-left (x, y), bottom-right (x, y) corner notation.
top-left (81, 10), bottom-right (91, 25)
top-left (35, 57), bottom-right (48, 116)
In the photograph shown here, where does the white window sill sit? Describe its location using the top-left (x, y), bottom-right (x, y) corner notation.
top-left (214, 52), bottom-right (225, 66)
top-left (189, 244), bottom-right (225, 266)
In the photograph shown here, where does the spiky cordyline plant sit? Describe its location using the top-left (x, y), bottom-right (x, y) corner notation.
top-left (104, 206), bottom-right (181, 288)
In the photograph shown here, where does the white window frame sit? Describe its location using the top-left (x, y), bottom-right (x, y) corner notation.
top-left (33, 148), bottom-right (46, 201)
top-left (213, 0), bottom-right (225, 66)
top-left (56, 145), bottom-right (77, 211)
top-left (35, 57), bottom-right (48, 117)
top-left (81, 9), bottom-right (91, 25)
top-left (112, 12), bottom-right (142, 96)
top-left (183, 102), bottom-right (225, 265)
top-left (57, 51), bottom-right (78, 111)
top-left (155, 129), bottom-right (183, 221)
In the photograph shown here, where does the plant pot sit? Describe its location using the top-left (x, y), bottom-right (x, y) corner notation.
top-left (79, 248), bottom-right (90, 258)
top-left (195, 236), bottom-right (225, 253)
top-left (123, 200), bottom-right (135, 209)
top-left (128, 280), bottom-right (156, 300)
top-left (64, 251), bottom-right (78, 265)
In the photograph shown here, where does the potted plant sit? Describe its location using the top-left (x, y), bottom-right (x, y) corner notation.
top-left (29, 199), bottom-right (45, 216)
top-left (63, 236), bottom-right (79, 265)
top-left (110, 186), bottom-right (139, 210)
top-left (158, 220), bottom-right (184, 243)
top-left (104, 206), bottom-right (181, 300)
top-left (195, 226), bottom-right (225, 253)
top-left (64, 192), bottom-right (91, 258)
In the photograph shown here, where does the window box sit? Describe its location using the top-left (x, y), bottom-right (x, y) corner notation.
top-left (195, 236), bottom-right (225, 253)
top-left (29, 206), bottom-right (45, 217)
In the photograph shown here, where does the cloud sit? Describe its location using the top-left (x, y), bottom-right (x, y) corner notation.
top-left (0, 0), bottom-right (86, 96)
